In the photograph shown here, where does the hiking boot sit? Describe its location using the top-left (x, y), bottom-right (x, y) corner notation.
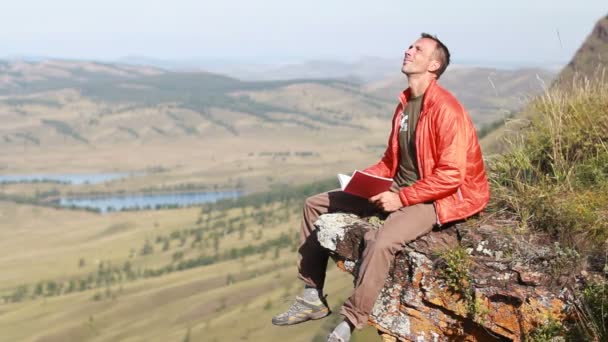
top-left (271, 296), bottom-right (331, 326)
top-left (327, 320), bottom-right (354, 342)
top-left (327, 332), bottom-right (349, 342)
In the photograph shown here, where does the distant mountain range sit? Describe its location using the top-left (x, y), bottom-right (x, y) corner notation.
top-left (115, 56), bottom-right (400, 82)
top-left (114, 55), bottom-right (564, 83)
top-left (0, 58), bottom-right (557, 149)
top-left (0, 59), bottom-right (394, 148)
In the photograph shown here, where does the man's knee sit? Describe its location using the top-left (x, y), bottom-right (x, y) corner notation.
top-left (303, 195), bottom-right (316, 209)
top-left (303, 192), bottom-right (326, 211)
top-left (366, 233), bottom-right (400, 256)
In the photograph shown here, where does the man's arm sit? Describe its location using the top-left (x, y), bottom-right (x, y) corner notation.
top-left (398, 105), bottom-right (468, 206)
top-left (362, 146), bottom-right (393, 178)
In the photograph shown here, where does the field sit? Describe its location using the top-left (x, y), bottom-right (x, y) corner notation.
top-left (0, 197), bottom-right (383, 341)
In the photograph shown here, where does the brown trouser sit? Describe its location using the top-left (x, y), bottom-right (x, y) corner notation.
top-left (297, 187), bottom-right (437, 329)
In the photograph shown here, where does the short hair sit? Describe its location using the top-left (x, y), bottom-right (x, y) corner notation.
top-left (420, 33), bottom-right (450, 79)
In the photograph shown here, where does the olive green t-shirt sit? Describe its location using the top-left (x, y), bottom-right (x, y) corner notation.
top-left (393, 95), bottom-right (423, 187)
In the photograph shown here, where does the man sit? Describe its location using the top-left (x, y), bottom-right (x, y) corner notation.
top-left (272, 33), bottom-right (490, 342)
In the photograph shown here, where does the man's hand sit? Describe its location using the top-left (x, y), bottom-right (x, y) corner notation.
top-left (369, 191), bottom-right (403, 212)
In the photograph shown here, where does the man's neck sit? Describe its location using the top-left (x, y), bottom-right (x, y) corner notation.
top-left (406, 74), bottom-right (435, 98)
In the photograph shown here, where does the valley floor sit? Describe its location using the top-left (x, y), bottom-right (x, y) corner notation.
top-left (0, 201), bottom-right (379, 341)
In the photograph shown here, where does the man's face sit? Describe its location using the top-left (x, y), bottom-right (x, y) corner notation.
top-left (401, 38), bottom-right (438, 76)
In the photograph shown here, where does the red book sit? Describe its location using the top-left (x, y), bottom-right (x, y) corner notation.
top-left (337, 170), bottom-right (393, 199)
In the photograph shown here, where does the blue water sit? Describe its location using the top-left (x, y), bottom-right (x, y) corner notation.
top-left (0, 173), bottom-right (133, 185)
top-left (59, 190), bottom-right (242, 213)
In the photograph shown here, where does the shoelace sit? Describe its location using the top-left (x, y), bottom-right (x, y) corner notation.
top-left (278, 298), bottom-right (309, 317)
top-left (277, 294), bottom-right (329, 318)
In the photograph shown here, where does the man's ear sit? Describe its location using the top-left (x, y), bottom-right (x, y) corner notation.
top-left (428, 60), bottom-right (441, 74)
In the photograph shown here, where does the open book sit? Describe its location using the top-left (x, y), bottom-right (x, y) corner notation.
top-left (337, 170), bottom-right (393, 199)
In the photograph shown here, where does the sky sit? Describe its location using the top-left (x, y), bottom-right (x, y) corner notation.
top-left (0, 0), bottom-right (606, 67)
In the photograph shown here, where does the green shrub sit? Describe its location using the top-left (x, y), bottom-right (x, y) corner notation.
top-left (528, 316), bottom-right (564, 342)
top-left (436, 247), bottom-right (484, 319)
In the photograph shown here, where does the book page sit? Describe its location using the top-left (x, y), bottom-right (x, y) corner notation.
top-left (337, 173), bottom-right (352, 190)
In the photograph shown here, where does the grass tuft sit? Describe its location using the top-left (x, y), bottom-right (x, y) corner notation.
top-left (489, 74), bottom-right (608, 251)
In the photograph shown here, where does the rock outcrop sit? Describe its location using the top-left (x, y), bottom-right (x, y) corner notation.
top-left (315, 213), bottom-right (575, 341)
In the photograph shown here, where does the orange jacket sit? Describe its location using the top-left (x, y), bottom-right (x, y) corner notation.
top-left (364, 79), bottom-right (490, 224)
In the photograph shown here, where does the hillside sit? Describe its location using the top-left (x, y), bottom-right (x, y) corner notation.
top-left (554, 14), bottom-right (608, 86)
top-left (482, 13), bottom-right (608, 153)
top-left (0, 60), bottom-right (389, 146)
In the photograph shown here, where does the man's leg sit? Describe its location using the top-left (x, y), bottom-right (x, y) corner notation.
top-left (297, 190), bottom-right (378, 288)
top-left (273, 190), bottom-right (377, 326)
top-left (340, 202), bottom-right (437, 329)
